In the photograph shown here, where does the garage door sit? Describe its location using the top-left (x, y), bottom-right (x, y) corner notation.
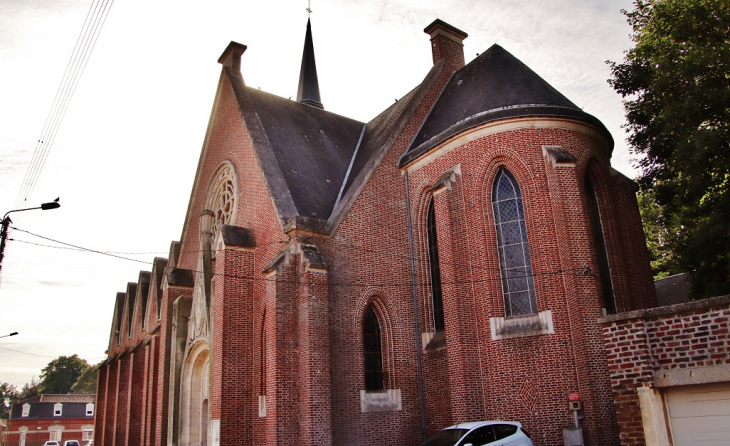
top-left (665, 382), bottom-right (730, 446)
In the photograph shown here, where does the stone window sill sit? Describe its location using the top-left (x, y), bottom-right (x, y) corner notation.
top-left (490, 310), bottom-right (554, 340)
top-left (360, 389), bottom-right (402, 413)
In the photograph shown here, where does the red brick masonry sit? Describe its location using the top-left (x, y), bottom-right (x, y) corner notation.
top-left (600, 294), bottom-right (730, 445)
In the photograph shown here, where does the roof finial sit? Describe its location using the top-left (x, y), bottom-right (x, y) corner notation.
top-left (306, 0), bottom-right (312, 17)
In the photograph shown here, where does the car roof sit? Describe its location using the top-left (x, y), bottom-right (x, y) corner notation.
top-left (445, 420), bottom-right (522, 430)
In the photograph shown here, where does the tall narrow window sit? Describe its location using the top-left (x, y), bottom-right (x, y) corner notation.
top-left (492, 168), bottom-right (538, 317)
top-left (426, 198), bottom-right (445, 332)
top-left (585, 175), bottom-right (616, 314)
top-left (363, 306), bottom-right (384, 391)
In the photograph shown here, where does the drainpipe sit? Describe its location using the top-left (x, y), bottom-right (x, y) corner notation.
top-left (404, 170), bottom-right (427, 440)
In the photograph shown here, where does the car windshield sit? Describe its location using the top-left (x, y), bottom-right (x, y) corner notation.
top-left (422, 428), bottom-right (470, 446)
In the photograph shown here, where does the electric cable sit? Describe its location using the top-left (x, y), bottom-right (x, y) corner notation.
top-left (10, 226), bottom-right (592, 289)
top-left (14, 0), bottom-right (116, 209)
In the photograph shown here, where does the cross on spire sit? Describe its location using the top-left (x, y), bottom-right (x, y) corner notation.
top-left (306, 0), bottom-right (312, 17)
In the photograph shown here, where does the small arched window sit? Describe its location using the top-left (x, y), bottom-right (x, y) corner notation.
top-left (584, 174), bottom-right (616, 314)
top-left (426, 197), bottom-right (445, 332)
top-left (492, 168), bottom-right (538, 317)
top-left (363, 305), bottom-right (384, 391)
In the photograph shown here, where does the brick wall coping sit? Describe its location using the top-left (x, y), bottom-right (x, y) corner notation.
top-left (598, 294), bottom-right (730, 324)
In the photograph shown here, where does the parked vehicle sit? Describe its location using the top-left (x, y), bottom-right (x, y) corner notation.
top-left (421, 421), bottom-right (534, 446)
top-left (42, 442), bottom-right (60, 446)
top-left (64, 441), bottom-right (81, 446)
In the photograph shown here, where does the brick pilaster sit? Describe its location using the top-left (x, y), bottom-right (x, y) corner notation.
top-left (211, 246), bottom-right (255, 445)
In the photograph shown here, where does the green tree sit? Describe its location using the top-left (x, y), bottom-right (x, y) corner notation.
top-left (608, 0), bottom-right (730, 298)
top-left (39, 355), bottom-right (89, 394)
top-left (0, 382), bottom-right (18, 418)
top-left (638, 187), bottom-right (683, 278)
top-left (17, 377), bottom-right (40, 400)
top-left (70, 362), bottom-right (99, 394)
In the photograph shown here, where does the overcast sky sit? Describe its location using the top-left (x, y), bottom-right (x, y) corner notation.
top-left (0, 0), bottom-right (637, 388)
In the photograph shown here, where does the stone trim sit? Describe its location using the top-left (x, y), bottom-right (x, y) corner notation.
top-left (490, 310), bottom-right (554, 340)
top-left (598, 294), bottom-right (730, 324)
top-left (422, 331), bottom-right (446, 352)
top-left (429, 164), bottom-right (461, 195)
top-left (360, 389), bottom-right (402, 413)
top-left (542, 145), bottom-right (577, 168)
top-left (220, 225), bottom-right (255, 249)
top-left (655, 363), bottom-right (730, 387)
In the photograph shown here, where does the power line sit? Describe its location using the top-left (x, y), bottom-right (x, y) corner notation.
top-left (10, 226), bottom-right (592, 290)
top-left (0, 345), bottom-right (106, 361)
top-left (10, 229), bottom-right (288, 256)
top-left (14, 0), bottom-right (116, 209)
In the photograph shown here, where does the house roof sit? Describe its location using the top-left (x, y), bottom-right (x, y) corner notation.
top-left (399, 44), bottom-right (612, 166)
top-left (20, 394), bottom-right (95, 404)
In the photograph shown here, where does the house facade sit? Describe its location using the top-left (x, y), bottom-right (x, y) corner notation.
top-left (93, 17), bottom-right (663, 446)
top-left (4, 394), bottom-right (95, 446)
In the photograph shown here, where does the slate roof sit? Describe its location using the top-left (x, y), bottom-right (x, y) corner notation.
top-left (221, 36), bottom-right (612, 232)
top-left (297, 19), bottom-right (323, 109)
top-left (240, 84), bottom-right (364, 220)
top-left (10, 394), bottom-right (95, 420)
top-left (400, 44), bottom-right (612, 166)
top-left (22, 394), bottom-right (95, 404)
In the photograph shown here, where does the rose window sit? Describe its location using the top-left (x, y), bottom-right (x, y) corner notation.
top-left (205, 163), bottom-right (238, 240)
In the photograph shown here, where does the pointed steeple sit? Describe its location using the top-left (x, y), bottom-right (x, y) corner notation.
top-left (296, 18), bottom-right (323, 109)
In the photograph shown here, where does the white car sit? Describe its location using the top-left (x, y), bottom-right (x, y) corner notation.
top-left (421, 421), bottom-right (534, 446)
top-left (43, 442), bottom-right (60, 446)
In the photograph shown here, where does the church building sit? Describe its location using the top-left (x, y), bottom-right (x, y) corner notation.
top-left (93, 17), bottom-right (659, 446)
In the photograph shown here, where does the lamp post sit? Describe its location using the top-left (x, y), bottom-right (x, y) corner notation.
top-left (0, 199), bottom-right (61, 273)
top-left (0, 332), bottom-right (18, 339)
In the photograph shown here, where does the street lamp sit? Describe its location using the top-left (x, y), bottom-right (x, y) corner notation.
top-left (0, 332), bottom-right (18, 339)
top-left (0, 199), bottom-right (61, 273)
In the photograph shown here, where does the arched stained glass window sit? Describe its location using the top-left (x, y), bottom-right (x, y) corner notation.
top-left (363, 306), bottom-right (384, 391)
top-left (585, 174), bottom-right (616, 314)
top-left (426, 198), bottom-right (445, 332)
top-left (492, 168), bottom-right (538, 317)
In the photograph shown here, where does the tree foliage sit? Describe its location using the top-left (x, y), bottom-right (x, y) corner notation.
top-left (609, 0), bottom-right (730, 298)
top-left (638, 187), bottom-right (683, 278)
top-left (18, 377), bottom-right (41, 400)
top-left (70, 362), bottom-right (99, 394)
top-left (0, 382), bottom-right (18, 419)
top-left (39, 355), bottom-right (90, 395)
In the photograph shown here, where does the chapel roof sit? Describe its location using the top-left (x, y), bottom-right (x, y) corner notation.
top-left (227, 75), bottom-right (364, 221)
top-left (399, 44), bottom-right (612, 166)
top-left (221, 22), bottom-right (612, 231)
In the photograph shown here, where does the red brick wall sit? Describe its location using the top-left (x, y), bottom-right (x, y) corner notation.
top-left (128, 349), bottom-right (145, 444)
top-left (398, 127), bottom-right (625, 445)
top-left (601, 295), bottom-right (730, 445)
top-left (211, 247), bottom-right (255, 444)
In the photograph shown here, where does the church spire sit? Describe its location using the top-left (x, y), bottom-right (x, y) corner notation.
top-left (296, 18), bottom-right (323, 109)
